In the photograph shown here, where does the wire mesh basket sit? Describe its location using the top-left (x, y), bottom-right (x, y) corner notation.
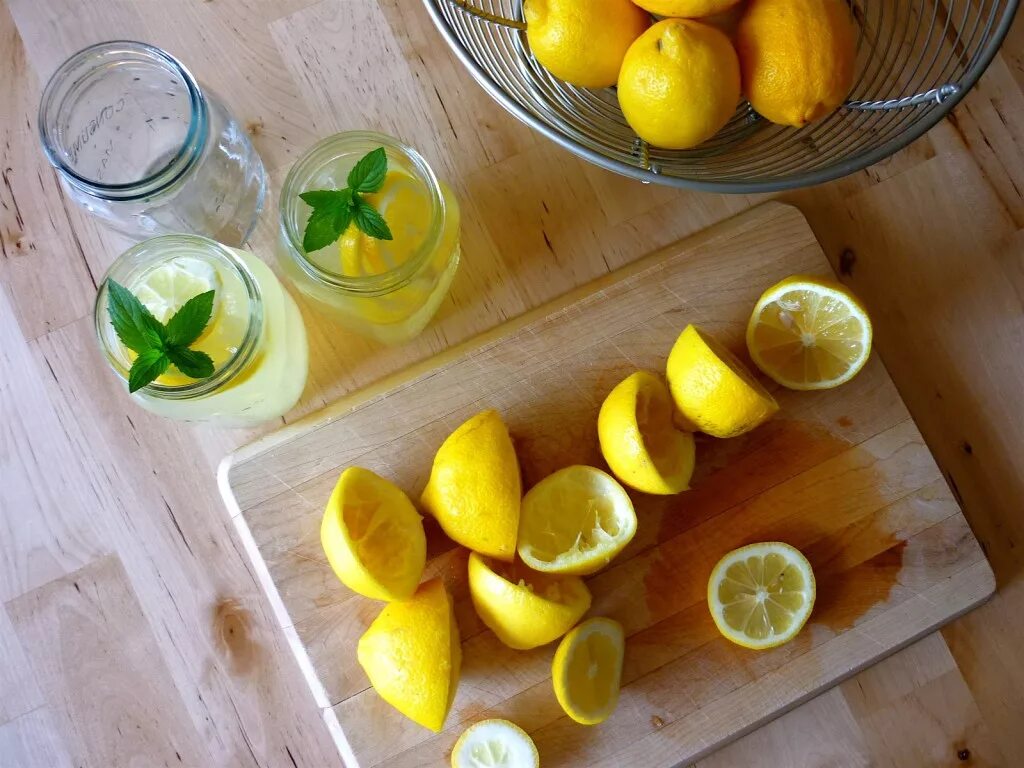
top-left (423, 0), bottom-right (1019, 192)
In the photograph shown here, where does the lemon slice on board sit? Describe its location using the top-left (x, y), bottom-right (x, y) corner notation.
top-left (598, 370), bottom-right (696, 495)
top-left (451, 719), bottom-right (539, 768)
top-left (517, 466), bottom-right (637, 576)
top-left (552, 617), bottom-right (626, 725)
top-left (746, 275), bottom-right (873, 391)
top-left (667, 325), bottom-right (779, 438)
top-left (321, 467), bottom-right (425, 601)
top-left (468, 552), bottom-right (591, 650)
top-left (133, 256), bottom-right (220, 323)
top-left (707, 541), bottom-right (816, 650)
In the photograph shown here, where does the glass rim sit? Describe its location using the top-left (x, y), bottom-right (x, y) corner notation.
top-left (38, 40), bottom-right (208, 200)
top-left (94, 234), bottom-right (264, 400)
top-left (279, 131), bottom-right (446, 295)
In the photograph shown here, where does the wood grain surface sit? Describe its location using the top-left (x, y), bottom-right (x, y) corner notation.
top-left (222, 203), bottom-right (995, 767)
top-left (1, 0), bottom-right (1023, 766)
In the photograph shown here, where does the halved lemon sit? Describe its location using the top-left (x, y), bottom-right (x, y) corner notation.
top-left (707, 541), bottom-right (815, 650)
top-left (551, 617), bottom-right (625, 725)
top-left (321, 467), bottom-right (426, 601)
top-left (133, 256), bottom-right (220, 323)
top-left (517, 466), bottom-right (636, 576)
top-left (451, 718), bottom-right (539, 768)
top-left (746, 275), bottom-right (873, 391)
top-left (598, 370), bottom-right (696, 495)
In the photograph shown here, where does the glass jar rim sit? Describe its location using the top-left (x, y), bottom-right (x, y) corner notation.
top-left (94, 234), bottom-right (264, 400)
top-left (279, 131), bottom-right (446, 295)
top-left (38, 40), bottom-right (208, 201)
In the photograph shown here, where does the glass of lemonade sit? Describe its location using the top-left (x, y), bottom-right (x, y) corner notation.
top-left (95, 235), bottom-right (308, 426)
top-left (278, 132), bottom-right (460, 344)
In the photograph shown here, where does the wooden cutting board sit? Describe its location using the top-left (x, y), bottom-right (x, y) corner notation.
top-left (219, 203), bottom-right (994, 768)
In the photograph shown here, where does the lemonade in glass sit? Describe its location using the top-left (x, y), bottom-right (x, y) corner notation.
top-left (95, 234), bottom-right (308, 426)
top-left (278, 132), bottom-right (460, 344)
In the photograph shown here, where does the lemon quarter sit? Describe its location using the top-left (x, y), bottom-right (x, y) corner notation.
top-left (451, 719), bottom-right (539, 768)
top-left (551, 617), bottom-right (625, 725)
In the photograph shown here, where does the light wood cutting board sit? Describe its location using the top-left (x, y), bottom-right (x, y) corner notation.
top-left (219, 203), bottom-right (995, 768)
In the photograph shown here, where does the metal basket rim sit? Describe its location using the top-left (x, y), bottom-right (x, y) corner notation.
top-left (422, 0), bottom-right (1020, 193)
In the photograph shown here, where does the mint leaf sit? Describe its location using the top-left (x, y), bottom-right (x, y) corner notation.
top-left (299, 190), bottom-right (344, 208)
top-left (352, 196), bottom-right (393, 241)
top-left (107, 280), bottom-right (164, 353)
top-left (165, 345), bottom-right (215, 379)
top-left (334, 204), bottom-right (354, 237)
top-left (165, 290), bottom-right (215, 347)
top-left (128, 348), bottom-right (170, 393)
top-left (347, 147), bottom-right (388, 193)
top-left (303, 205), bottom-right (344, 252)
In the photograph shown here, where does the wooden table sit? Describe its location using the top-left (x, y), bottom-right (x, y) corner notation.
top-left (1, 1), bottom-right (1022, 766)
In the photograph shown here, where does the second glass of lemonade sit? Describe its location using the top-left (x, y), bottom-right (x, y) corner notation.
top-left (278, 132), bottom-right (460, 344)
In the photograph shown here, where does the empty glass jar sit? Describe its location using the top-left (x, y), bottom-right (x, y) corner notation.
top-left (39, 41), bottom-right (266, 245)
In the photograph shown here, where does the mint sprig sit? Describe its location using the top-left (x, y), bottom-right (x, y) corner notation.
top-left (107, 280), bottom-right (216, 393)
top-left (299, 147), bottom-right (394, 253)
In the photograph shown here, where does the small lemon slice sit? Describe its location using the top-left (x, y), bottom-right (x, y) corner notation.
top-left (468, 552), bottom-right (591, 650)
top-left (707, 541), bottom-right (815, 650)
top-left (746, 275), bottom-right (873, 390)
top-left (552, 617), bottom-right (625, 725)
top-left (321, 467), bottom-right (426, 601)
top-left (133, 256), bottom-right (220, 323)
top-left (598, 370), bottom-right (696, 495)
top-left (667, 324), bottom-right (779, 438)
top-left (451, 719), bottom-right (539, 768)
top-left (517, 466), bottom-right (636, 576)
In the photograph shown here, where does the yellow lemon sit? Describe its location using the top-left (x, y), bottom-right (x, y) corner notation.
top-left (746, 275), bottom-right (873, 390)
top-left (420, 410), bottom-right (521, 561)
top-left (618, 19), bottom-right (740, 149)
top-left (321, 467), bottom-right (426, 601)
top-left (666, 325), bottom-right (778, 438)
top-left (451, 719), bottom-right (539, 768)
top-left (524, 0), bottom-right (650, 88)
top-left (517, 465), bottom-right (636, 576)
top-left (468, 552), bottom-right (591, 650)
top-left (598, 370), bottom-right (696, 495)
top-left (632, 0), bottom-right (741, 18)
top-left (736, 0), bottom-right (858, 127)
top-left (357, 579), bottom-right (461, 732)
top-left (707, 542), bottom-right (815, 649)
top-left (551, 617), bottom-right (625, 725)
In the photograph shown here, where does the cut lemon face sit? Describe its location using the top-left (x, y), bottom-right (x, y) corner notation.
top-left (133, 256), bottom-right (220, 324)
top-left (468, 552), bottom-right (591, 650)
top-left (598, 370), bottom-right (696, 495)
top-left (667, 325), bottom-right (779, 438)
top-left (551, 617), bottom-right (625, 725)
top-left (451, 719), bottom-right (539, 768)
top-left (321, 467), bottom-right (426, 602)
top-left (746, 275), bottom-right (873, 391)
top-left (517, 466), bottom-right (636, 576)
top-left (707, 542), bottom-right (815, 650)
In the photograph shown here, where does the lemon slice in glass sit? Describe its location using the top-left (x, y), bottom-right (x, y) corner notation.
top-left (321, 467), bottom-right (426, 602)
top-left (552, 617), bottom-right (625, 725)
top-left (707, 541), bottom-right (815, 650)
top-left (746, 275), bottom-right (873, 390)
top-left (517, 465), bottom-right (636, 576)
top-left (451, 719), bottom-right (539, 768)
top-left (133, 255), bottom-right (220, 323)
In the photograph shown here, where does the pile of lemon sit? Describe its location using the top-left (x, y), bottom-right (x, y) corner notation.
top-left (320, 276), bottom-right (872, 765)
top-left (523, 0), bottom-right (858, 149)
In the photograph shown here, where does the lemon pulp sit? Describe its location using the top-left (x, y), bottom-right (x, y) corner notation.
top-left (552, 617), bottom-right (625, 725)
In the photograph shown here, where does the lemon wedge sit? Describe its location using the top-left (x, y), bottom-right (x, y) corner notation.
top-left (552, 617), bottom-right (625, 725)
top-left (133, 256), bottom-right (219, 324)
top-left (321, 467), bottom-right (425, 601)
top-left (598, 370), bottom-right (696, 495)
top-left (707, 541), bottom-right (815, 650)
top-left (746, 275), bottom-right (873, 390)
top-left (451, 719), bottom-right (539, 768)
top-left (468, 552), bottom-right (591, 650)
top-left (517, 465), bottom-right (636, 576)
top-left (667, 324), bottom-right (779, 438)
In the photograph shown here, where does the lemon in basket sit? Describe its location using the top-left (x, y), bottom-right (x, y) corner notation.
top-left (632, 0), bottom-right (742, 18)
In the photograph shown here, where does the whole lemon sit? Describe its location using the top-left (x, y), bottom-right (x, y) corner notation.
top-left (524, 0), bottom-right (651, 88)
top-left (736, 0), bottom-right (857, 127)
top-left (632, 0), bottom-right (741, 18)
top-left (618, 19), bottom-right (740, 150)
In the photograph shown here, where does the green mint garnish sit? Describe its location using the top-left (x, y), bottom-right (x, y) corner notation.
top-left (299, 146), bottom-right (394, 253)
top-left (107, 280), bottom-right (216, 393)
